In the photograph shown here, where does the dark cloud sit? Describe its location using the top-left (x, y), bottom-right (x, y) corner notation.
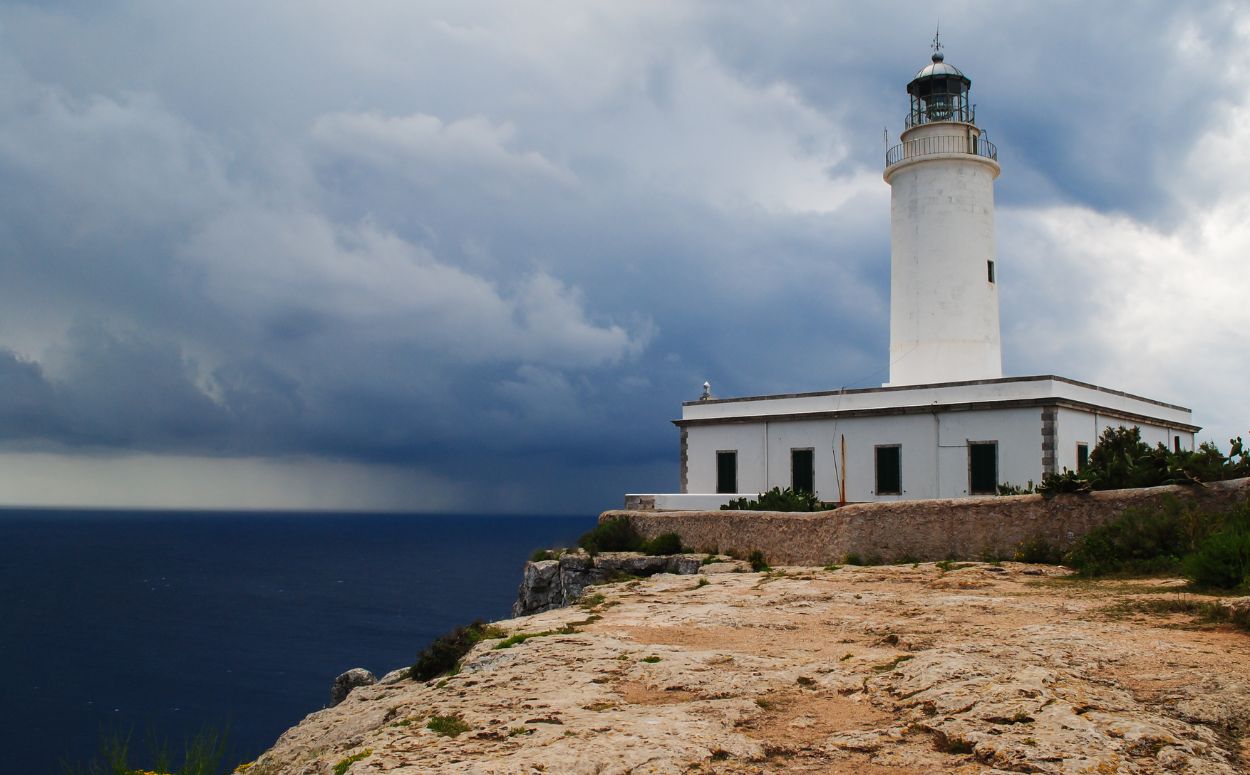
top-left (0, 2), bottom-right (1245, 510)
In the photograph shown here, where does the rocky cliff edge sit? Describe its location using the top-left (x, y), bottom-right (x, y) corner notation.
top-left (245, 562), bottom-right (1249, 774)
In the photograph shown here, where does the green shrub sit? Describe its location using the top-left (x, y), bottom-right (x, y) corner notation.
top-left (1065, 501), bottom-right (1189, 576)
top-left (642, 532), bottom-right (683, 556)
top-left (410, 620), bottom-right (505, 681)
top-left (1086, 426), bottom-right (1158, 489)
top-left (1184, 529), bottom-right (1250, 589)
top-left (577, 517), bottom-right (643, 555)
top-left (748, 550), bottom-right (770, 572)
top-left (530, 548), bottom-right (555, 562)
top-left (1036, 429), bottom-right (1250, 496)
top-left (843, 552), bottom-right (864, 566)
top-left (722, 487), bottom-right (825, 512)
top-left (1067, 500), bottom-right (1250, 579)
top-left (1012, 536), bottom-right (1063, 564)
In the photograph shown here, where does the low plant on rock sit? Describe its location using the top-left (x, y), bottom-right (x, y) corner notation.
top-left (748, 550), bottom-right (770, 572)
top-left (1012, 536), bottom-right (1064, 565)
top-left (426, 715), bottom-right (470, 738)
top-left (331, 749), bottom-right (371, 775)
top-left (410, 621), bottom-right (506, 681)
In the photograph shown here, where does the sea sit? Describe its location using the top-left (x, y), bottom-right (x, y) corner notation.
top-left (0, 509), bottom-right (594, 774)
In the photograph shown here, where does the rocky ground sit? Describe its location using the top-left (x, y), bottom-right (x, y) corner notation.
top-left (245, 562), bottom-right (1250, 774)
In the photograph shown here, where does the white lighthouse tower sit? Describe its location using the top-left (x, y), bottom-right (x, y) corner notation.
top-left (633, 40), bottom-right (1200, 511)
top-left (884, 43), bottom-right (1002, 386)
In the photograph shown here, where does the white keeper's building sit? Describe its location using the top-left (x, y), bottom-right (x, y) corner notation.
top-left (627, 48), bottom-right (1199, 511)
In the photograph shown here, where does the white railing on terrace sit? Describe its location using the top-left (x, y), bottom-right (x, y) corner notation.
top-left (885, 134), bottom-right (997, 168)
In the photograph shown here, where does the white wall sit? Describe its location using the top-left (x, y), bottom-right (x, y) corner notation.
top-left (684, 406), bottom-right (1044, 501)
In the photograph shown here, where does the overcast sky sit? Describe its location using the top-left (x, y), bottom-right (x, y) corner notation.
top-left (0, 2), bottom-right (1246, 513)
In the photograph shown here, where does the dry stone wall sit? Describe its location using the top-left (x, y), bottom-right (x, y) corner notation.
top-left (602, 478), bottom-right (1250, 566)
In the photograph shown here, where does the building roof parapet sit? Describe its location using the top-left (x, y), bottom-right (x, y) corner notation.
top-left (682, 375), bottom-right (1192, 414)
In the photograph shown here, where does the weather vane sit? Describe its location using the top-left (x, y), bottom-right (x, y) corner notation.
top-left (931, 24), bottom-right (943, 56)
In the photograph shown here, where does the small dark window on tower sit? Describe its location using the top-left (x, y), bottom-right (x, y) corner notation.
top-left (1076, 443), bottom-right (1089, 472)
top-left (791, 449), bottom-right (815, 495)
top-left (1174, 436), bottom-right (1182, 453)
top-left (875, 445), bottom-right (901, 495)
top-left (716, 451), bottom-right (737, 494)
top-left (987, 260), bottom-right (996, 283)
top-left (968, 441), bottom-right (998, 495)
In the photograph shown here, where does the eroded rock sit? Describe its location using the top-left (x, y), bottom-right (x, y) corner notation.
top-left (511, 550), bottom-right (714, 616)
top-left (329, 667), bottom-right (376, 707)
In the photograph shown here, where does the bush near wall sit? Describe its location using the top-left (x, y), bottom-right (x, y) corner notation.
top-left (721, 487), bottom-right (825, 512)
top-left (1037, 427), bottom-right (1250, 496)
top-left (1066, 497), bottom-right (1250, 589)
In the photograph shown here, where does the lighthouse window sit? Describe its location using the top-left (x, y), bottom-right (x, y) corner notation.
top-left (791, 448), bottom-right (815, 495)
top-left (875, 445), bottom-right (901, 495)
top-left (987, 260), bottom-right (996, 283)
top-left (968, 441), bottom-right (998, 495)
top-left (716, 451), bottom-right (738, 494)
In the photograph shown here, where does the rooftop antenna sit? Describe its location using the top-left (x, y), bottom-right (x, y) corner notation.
top-left (931, 25), bottom-right (943, 56)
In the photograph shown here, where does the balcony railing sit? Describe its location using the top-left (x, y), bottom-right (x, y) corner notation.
top-left (885, 134), bottom-right (997, 168)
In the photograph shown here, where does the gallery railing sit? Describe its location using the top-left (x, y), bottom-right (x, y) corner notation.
top-left (885, 135), bottom-right (997, 168)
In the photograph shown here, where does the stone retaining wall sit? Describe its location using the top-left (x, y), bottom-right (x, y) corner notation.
top-left (601, 478), bottom-right (1250, 566)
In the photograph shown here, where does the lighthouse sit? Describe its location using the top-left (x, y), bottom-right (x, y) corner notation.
top-left (884, 45), bottom-right (1002, 386)
top-left (631, 42), bottom-right (1198, 510)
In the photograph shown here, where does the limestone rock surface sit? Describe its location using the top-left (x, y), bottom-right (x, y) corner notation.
top-left (250, 564), bottom-right (1250, 774)
top-left (329, 668), bottom-right (377, 707)
top-left (511, 551), bottom-right (717, 617)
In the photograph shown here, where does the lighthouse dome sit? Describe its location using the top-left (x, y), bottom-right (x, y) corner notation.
top-left (911, 51), bottom-right (967, 81)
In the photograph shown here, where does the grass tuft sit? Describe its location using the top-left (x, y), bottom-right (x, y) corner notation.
top-left (426, 714), bottom-right (471, 738)
top-left (748, 550), bottom-right (770, 572)
top-left (332, 749), bottom-right (372, 775)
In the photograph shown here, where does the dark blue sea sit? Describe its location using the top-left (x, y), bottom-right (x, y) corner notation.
top-left (0, 509), bottom-right (593, 774)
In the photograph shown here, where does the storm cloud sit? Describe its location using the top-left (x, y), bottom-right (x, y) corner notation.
top-left (0, 2), bottom-right (1246, 511)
